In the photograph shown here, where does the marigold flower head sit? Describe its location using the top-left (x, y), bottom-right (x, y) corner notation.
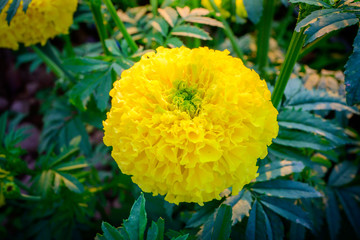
top-left (103, 47), bottom-right (278, 205)
top-left (201, 0), bottom-right (247, 19)
top-left (0, 0), bottom-right (78, 50)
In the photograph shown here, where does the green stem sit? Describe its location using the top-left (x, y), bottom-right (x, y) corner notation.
top-left (192, 0), bottom-right (201, 48)
top-left (32, 45), bottom-right (64, 79)
top-left (209, 0), bottom-right (245, 63)
top-left (150, 0), bottom-right (158, 16)
top-left (32, 43), bottom-right (75, 82)
top-left (103, 0), bottom-right (138, 53)
top-left (62, 34), bottom-right (75, 58)
top-left (271, 27), bottom-right (306, 108)
top-left (256, 0), bottom-right (276, 78)
top-left (89, 0), bottom-right (110, 55)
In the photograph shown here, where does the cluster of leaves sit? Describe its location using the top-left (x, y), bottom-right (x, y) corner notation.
top-left (1, 0), bottom-right (360, 239)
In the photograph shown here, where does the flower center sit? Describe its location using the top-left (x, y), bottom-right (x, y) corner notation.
top-left (170, 80), bottom-right (202, 118)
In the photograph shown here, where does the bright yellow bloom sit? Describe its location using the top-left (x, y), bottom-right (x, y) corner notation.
top-left (201, 0), bottom-right (247, 19)
top-left (103, 47), bottom-right (278, 205)
top-left (0, 0), bottom-right (78, 50)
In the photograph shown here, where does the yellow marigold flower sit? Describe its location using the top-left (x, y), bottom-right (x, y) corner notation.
top-left (103, 47), bottom-right (278, 205)
top-left (0, 0), bottom-right (78, 50)
top-left (201, 0), bottom-right (247, 19)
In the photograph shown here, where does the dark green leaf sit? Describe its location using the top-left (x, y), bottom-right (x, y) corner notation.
top-left (328, 161), bottom-right (358, 186)
top-left (146, 222), bottom-right (159, 240)
top-left (23, 0), bottom-right (32, 12)
top-left (186, 201), bottom-right (221, 228)
top-left (278, 109), bottom-right (350, 145)
top-left (63, 57), bottom-right (109, 73)
top-left (172, 25), bottom-right (212, 40)
top-left (0, 111), bottom-right (8, 141)
top-left (257, 160), bottom-right (305, 182)
top-left (105, 39), bottom-right (122, 56)
top-left (223, 190), bottom-right (252, 225)
top-left (286, 90), bottom-right (359, 114)
top-left (274, 129), bottom-right (333, 151)
top-left (325, 188), bottom-right (340, 240)
top-left (295, 9), bottom-right (340, 32)
top-left (252, 180), bottom-right (322, 199)
top-left (201, 204), bottom-right (232, 240)
top-left (245, 200), bottom-right (267, 240)
top-left (345, 27), bottom-right (360, 105)
top-left (123, 193), bottom-right (147, 240)
top-left (268, 144), bottom-right (314, 167)
top-left (6, 0), bottom-right (20, 25)
top-left (158, 7), bottom-right (178, 27)
top-left (336, 189), bottom-right (360, 238)
top-left (166, 37), bottom-right (184, 48)
top-left (243, 0), bottom-right (263, 24)
top-left (289, 222), bottom-right (305, 240)
top-left (151, 18), bottom-right (169, 37)
top-left (171, 235), bottom-right (189, 240)
top-left (304, 12), bottom-right (358, 44)
top-left (0, 0), bottom-right (10, 14)
top-left (57, 172), bottom-right (84, 193)
top-left (101, 222), bottom-right (124, 240)
top-left (260, 197), bottom-right (313, 230)
top-left (289, 0), bottom-right (331, 7)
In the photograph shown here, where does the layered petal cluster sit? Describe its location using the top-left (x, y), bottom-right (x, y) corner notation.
top-left (201, 0), bottom-right (247, 19)
top-left (103, 47), bottom-right (278, 205)
top-left (0, 0), bottom-right (78, 50)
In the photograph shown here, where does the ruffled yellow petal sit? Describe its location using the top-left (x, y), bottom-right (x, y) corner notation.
top-left (103, 47), bottom-right (278, 205)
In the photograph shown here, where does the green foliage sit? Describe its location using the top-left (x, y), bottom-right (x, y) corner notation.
top-left (2, 0), bottom-right (360, 239)
top-left (345, 28), bottom-right (360, 105)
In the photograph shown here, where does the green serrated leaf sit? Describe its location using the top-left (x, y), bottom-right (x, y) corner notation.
top-left (328, 161), bottom-right (358, 186)
top-left (289, 0), bottom-right (331, 7)
top-left (184, 16), bottom-right (223, 27)
top-left (245, 200), bottom-right (267, 240)
top-left (252, 180), bottom-right (322, 199)
top-left (151, 17), bottom-right (169, 37)
top-left (345, 27), bottom-right (360, 105)
top-left (186, 201), bottom-right (221, 228)
top-left (123, 193), bottom-right (147, 240)
top-left (146, 221), bottom-right (159, 240)
top-left (171, 234), bottom-right (189, 240)
top-left (325, 188), bottom-right (340, 240)
top-left (336, 189), bottom-right (360, 238)
top-left (63, 57), bottom-right (110, 73)
top-left (172, 25), bottom-right (212, 40)
top-left (260, 197), bottom-right (313, 230)
top-left (166, 37), bottom-right (184, 48)
top-left (278, 109), bottom-right (350, 145)
top-left (295, 9), bottom-right (340, 32)
top-left (257, 160), bottom-right (305, 182)
top-left (201, 204), bottom-right (232, 240)
top-left (6, 0), bottom-right (20, 25)
top-left (304, 12), bottom-right (358, 44)
top-left (274, 129), bottom-right (333, 151)
top-left (268, 144), bottom-right (314, 167)
top-left (101, 222), bottom-right (124, 240)
top-left (57, 172), bottom-right (84, 193)
top-left (289, 222), bottom-right (305, 240)
top-left (286, 90), bottom-right (359, 114)
top-left (0, 0), bottom-right (10, 14)
top-left (243, 0), bottom-right (263, 24)
top-left (22, 0), bottom-right (32, 12)
top-left (158, 7), bottom-right (178, 27)
top-left (223, 190), bottom-right (252, 225)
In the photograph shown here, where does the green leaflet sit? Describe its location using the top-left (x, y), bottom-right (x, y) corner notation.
top-left (200, 204), bottom-right (232, 240)
top-left (251, 180), bottom-right (322, 199)
top-left (345, 27), bottom-right (360, 105)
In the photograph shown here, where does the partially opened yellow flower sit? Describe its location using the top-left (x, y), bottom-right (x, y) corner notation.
top-left (0, 0), bottom-right (78, 50)
top-left (201, 0), bottom-right (247, 19)
top-left (103, 47), bottom-right (278, 205)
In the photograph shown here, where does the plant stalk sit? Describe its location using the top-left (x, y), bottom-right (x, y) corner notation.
top-left (89, 0), bottom-right (110, 55)
top-left (256, 0), bottom-right (276, 78)
top-left (271, 27), bottom-right (306, 108)
top-left (209, 0), bottom-right (245, 63)
top-left (103, 0), bottom-right (138, 53)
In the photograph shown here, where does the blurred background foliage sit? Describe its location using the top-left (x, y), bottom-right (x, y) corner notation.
top-left (0, 0), bottom-right (360, 239)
